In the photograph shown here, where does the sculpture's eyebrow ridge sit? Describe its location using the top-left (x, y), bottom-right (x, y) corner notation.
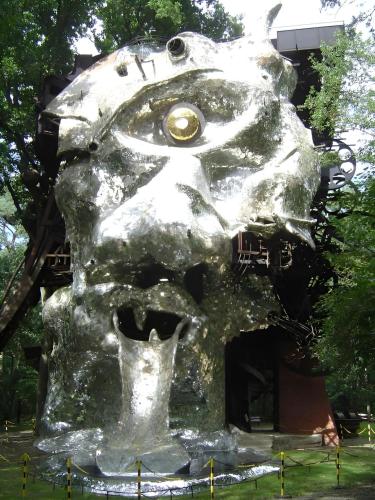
top-left (98, 68), bottom-right (221, 142)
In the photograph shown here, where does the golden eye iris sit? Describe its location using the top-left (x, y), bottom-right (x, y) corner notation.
top-left (166, 107), bottom-right (200, 141)
top-left (163, 103), bottom-right (204, 145)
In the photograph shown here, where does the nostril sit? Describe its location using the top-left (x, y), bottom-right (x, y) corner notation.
top-left (135, 264), bottom-right (175, 289)
top-left (254, 216), bottom-right (275, 225)
top-left (184, 263), bottom-right (207, 304)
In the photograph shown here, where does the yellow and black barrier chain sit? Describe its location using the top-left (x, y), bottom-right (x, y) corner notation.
top-left (339, 422), bottom-right (375, 443)
top-left (139, 460), bottom-right (182, 483)
top-left (67, 457), bottom-right (72, 499)
top-left (71, 461), bottom-right (90, 476)
top-left (283, 451), bottom-right (334, 468)
top-left (214, 455), bottom-right (271, 469)
top-left (0, 453), bottom-right (10, 463)
top-left (0, 444), bottom-right (370, 499)
top-left (21, 452), bottom-right (30, 497)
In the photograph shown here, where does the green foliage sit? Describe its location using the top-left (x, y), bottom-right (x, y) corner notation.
top-left (0, 193), bottom-right (42, 421)
top-left (321, 0), bottom-right (375, 30)
top-left (313, 178), bottom-right (375, 408)
top-left (0, 0), bottom-right (102, 233)
top-left (303, 22), bottom-right (375, 409)
top-left (95, 0), bottom-right (243, 52)
top-left (0, 239), bottom-right (43, 420)
top-left (304, 30), bottom-right (375, 174)
top-left (303, 30), bottom-right (374, 169)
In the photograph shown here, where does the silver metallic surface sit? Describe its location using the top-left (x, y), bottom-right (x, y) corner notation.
top-left (81, 465), bottom-right (279, 497)
top-left (38, 2), bottom-right (319, 479)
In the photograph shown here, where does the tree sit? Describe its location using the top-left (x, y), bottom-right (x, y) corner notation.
top-left (95, 0), bottom-right (243, 53)
top-left (303, 29), bottom-right (374, 169)
top-left (0, 0), bottom-right (102, 238)
top-left (303, 26), bottom-right (375, 410)
top-left (0, 190), bottom-right (43, 421)
top-left (0, 2), bottom-right (102, 419)
top-left (314, 180), bottom-right (375, 409)
top-left (320, 0), bottom-right (375, 30)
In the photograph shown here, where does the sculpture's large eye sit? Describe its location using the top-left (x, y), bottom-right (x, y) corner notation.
top-left (162, 103), bottom-right (205, 145)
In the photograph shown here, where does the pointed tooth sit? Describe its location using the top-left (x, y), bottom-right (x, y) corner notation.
top-left (174, 318), bottom-right (190, 338)
top-left (133, 307), bottom-right (147, 331)
top-left (113, 312), bottom-right (122, 335)
top-left (149, 328), bottom-right (161, 343)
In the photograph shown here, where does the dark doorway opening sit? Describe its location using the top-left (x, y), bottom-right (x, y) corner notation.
top-left (225, 328), bottom-right (279, 432)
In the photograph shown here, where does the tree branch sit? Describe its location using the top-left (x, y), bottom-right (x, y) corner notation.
top-left (2, 173), bottom-right (23, 219)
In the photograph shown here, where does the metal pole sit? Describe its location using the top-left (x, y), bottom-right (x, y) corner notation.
top-left (365, 368), bottom-right (372, 443)
top-left (21, 453), bottom-right (30, 497)
top-left (336, 446), bottom-right (340, 488)
top-left (137, 460), bottom-right (142, 500)
top-left (67, 457), bottom-right (72, 499)
top-left (210, 458), bottom-right (214, 500)
top-left (280, 451), bottom-right (285, 497)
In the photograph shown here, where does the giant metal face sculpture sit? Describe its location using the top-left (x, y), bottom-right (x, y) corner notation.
top-left (39, 4), bottom-right (319, 474)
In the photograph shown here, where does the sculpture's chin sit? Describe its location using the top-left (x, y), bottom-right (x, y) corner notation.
top-left (94, 305), bottom-right (192, 476)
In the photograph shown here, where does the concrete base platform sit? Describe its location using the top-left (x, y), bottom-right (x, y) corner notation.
top-left (233, 427), bottom-right (324, 457)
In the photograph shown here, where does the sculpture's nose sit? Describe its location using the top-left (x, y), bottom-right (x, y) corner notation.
top-left (96, 155), bottom-right (229, 269)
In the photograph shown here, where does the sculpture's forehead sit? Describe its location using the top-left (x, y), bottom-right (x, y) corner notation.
top-left (44, 32), bottom-right (284, 127)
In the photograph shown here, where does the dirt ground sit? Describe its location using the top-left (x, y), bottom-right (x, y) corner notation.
top-left (0, 429), bottom-right (45, 463)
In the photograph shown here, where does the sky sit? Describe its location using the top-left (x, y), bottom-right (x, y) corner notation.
top-left (220, 0), bottom-right (357, 35)
top-left (76, 0), bottom-right (363, 54)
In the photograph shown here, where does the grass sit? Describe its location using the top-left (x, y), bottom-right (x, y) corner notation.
top-left (1, 423), bottom-right (375, 499)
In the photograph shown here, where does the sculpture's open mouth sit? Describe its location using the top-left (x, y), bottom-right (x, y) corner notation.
top-left (113, 308), bottom-right (191, 342)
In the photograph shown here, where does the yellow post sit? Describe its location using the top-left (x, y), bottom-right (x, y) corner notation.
top-left (280, 451), bottom-right (285, 497)
top-left (335, 446), bottom-right (340, 488)
top-left (67, 457), bottom-right (72, 499)
top-left (210, 458), bottom-right (214, 500)
top-left (21, 453), bottom-right (30, 497)
top-left (137, 460), bottom-right (142, 500)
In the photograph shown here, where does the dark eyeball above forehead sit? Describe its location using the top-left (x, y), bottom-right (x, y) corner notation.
top-left (162, 103), bottom-right (205, 146)
top-left (167, 37), bottom-right (187, 59)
